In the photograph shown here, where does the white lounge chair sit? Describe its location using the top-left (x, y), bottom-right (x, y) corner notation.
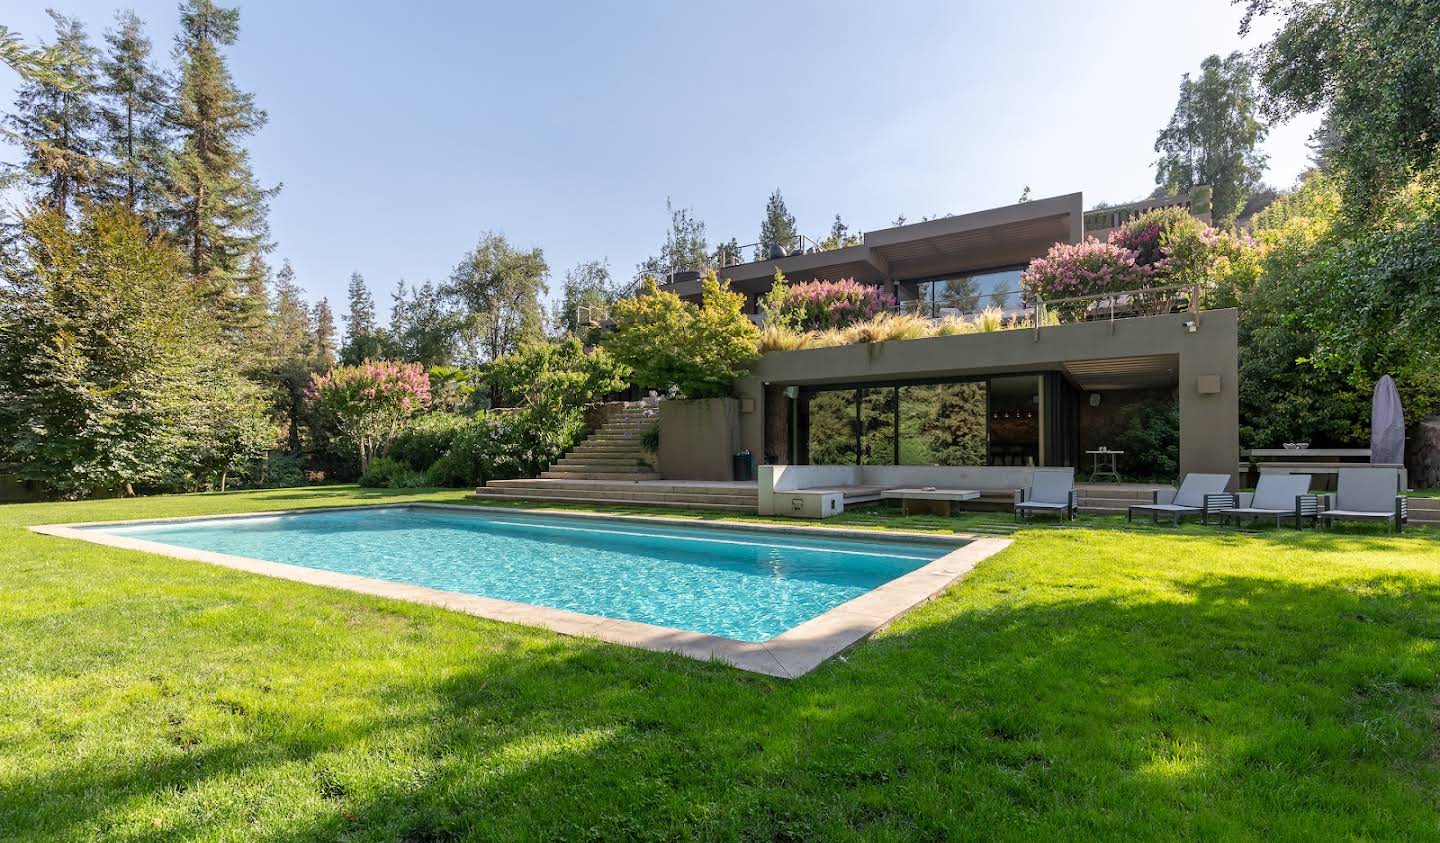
top-left (1215, 474), bottom-right (1319, 529)
top-left (1014, 468), bottom-right (1078, 520)
top-left (1127, 473), bottom-right (1233, 526)
top-left (1319, 467), bottom-right (1408, 532)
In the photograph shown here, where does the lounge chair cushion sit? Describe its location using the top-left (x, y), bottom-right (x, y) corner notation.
top-left (1323, 508), bottom-right (1395, 520)
top-left (1017, 499), bottom-right (1069, 511)
top-left (1027, 468), bottom-right (1075, 505)
top-left (1173, 473), bottom-right (1232, 508)
top-left (1131, 503), bottom-right (1197, 514)
top-left (1335, 468), bottom-right (1400, 513)
top-left (1249, 474), bottom-right (1312, 511)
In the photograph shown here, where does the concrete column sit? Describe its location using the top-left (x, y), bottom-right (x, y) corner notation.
top-left (735, 376), bottom-right (765, 460)
top-left (1176, 310), bottom-right (1240, 483)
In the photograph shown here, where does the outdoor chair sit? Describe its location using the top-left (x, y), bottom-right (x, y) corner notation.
top-left (1014, 468), bottom-right (1078, 520)
top-left (1319, 467), bottom-right (1408, 532)
top-left (1127, 473), bottom-right (1233, 526)
top-left (1214, 473), bottom-right (1319, 529)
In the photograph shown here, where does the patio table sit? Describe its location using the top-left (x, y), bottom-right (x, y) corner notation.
top-left (1086, 448), bottom-right (1123, 483)
top-left (880, 488), bottom-right (981, 517)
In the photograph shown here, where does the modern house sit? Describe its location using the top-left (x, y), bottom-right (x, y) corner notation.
top-left (477, 189), bottom-right (1241, 513)
top-left (663, 192), bottom-right (1085, 319)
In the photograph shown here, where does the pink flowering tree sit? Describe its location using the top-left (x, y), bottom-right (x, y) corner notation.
top-left (1020, 238), bottom-right (1152, 319)
top-left (760, 277), bottom-right (895, 330)
top-left (308, 361), bottom-right (431, 472)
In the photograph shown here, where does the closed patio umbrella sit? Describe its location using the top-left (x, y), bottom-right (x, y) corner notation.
top-left (1370, 375), bottom-right (1405, 464)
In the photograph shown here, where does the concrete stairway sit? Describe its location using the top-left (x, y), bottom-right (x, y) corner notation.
top-left (1077, 483), bottom-right (1163, 516)
top-left (1407, 496), bottom-right (1440, 528)
top-left (471, 478), bottom-right (760, 512)
top-left (542, 404), bottom-right (658, 481)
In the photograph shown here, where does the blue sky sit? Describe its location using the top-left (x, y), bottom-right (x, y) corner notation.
top-left (3, 1), bottom-right (1320, 319)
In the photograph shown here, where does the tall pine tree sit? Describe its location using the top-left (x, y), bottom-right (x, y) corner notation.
top-left (756, 188), bottom-right (798, 259)
top-left (265, 260), bottom-right (314, 452)
top-left (97, 11), bottom-right (170, 218)
top-left (4, 12), bottom-right (100, 218)
top-left (341, 271), bottom-right (385, 364)
top-left (311, 297), bottom-right (336, 368)
top-left (165, 0), bottom-right (274, 284)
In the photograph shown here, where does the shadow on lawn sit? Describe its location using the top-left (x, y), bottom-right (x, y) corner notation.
top-left (62, 571), bottom-right (1438, 841)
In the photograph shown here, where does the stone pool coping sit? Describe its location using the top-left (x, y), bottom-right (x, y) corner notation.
top-left (29, 503), bottom-right (1011, 679)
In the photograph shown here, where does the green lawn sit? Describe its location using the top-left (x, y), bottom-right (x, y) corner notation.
top-left (3, 487), bottom-right (1439, 840)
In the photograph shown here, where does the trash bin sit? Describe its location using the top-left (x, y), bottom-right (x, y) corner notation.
top-left (732, 450), bottom-right (754, 482)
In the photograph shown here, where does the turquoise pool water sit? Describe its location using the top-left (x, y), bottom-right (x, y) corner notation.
top-left (83, 506), bottom-right (950, 642)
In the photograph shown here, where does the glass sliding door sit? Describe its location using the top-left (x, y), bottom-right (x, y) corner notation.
top-left (987, 375), bottom-right (1041, 466)
top-left (860, 387), bottom-right (897, 465)
top-left (898, 382), bottom-right (987, 465)
top-left (804, 389), bottom-right (858, 465)
top-left (799, 375), bottom-right (1046, 467)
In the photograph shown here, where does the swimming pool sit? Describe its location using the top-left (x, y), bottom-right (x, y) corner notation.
top-left (73, 506), bottom-right (957, 643)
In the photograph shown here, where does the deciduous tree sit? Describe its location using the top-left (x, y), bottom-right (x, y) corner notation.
top-left (604, 272), bottom-right (759, 398)
top-left (635, 199), bottom-right (711, 281)
top-left (308, 361), bottom-right (431, 472)
top-left (1241, 0), bottom-right (1440, 213)
top-left (0, 204), bottom-right (269, 496)
top-left (551, 259), bottom-right (616, 336)
top-left (1154, 52), bottom-right (1268, 226)
top-left (444, 232), bottom-right (547, 368)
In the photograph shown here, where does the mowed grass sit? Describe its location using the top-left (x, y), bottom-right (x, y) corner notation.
top-left (2, 487), bottom-right (1439, 840)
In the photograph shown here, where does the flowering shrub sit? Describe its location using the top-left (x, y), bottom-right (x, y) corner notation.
top-left (760, 278), bottom-right (894, 330)
top-left (1110, 206), bottom-right (1199, 269)
top-left (1020, 238), bottom-right (1151, 304)
top-left (308, 360), bottom-right (431, 471)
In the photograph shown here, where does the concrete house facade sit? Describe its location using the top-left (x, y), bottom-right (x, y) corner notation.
top-left (479, 190), bottom-right (1242, 512)
top-left (664, 191), bottom-right (1237, 483)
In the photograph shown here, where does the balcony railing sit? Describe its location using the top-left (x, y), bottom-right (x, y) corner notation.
top-left (890, 283), bottom-right (1204, 339)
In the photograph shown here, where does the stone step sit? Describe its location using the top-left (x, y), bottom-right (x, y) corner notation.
top-left (554, 456), bottom-right (649, 467)
top-left (547, 463), bottom-right (654, 474)
top-left (485, 478), bottom-right (758, 497)
top-left (474, 486), bottom-right (758, 507)
top-left (564, 446), bottom-right (650, 461)
top-left (469, 490), bottom-right (753, 512)
top-left (541, 470), bottom-right (663, 480)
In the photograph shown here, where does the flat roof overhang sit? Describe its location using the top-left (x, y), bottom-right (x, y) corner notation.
top-left (667, 192), bottom-right (1082, 298)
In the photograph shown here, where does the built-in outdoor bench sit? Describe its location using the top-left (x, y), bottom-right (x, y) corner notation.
top-left (758, 465), bottom-right (1035, 518)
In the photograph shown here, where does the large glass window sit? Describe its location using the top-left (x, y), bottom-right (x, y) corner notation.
top-left (801, 376), bottom-right (1042, 466)
top-left (902, 268), bottom-right (1025, 318)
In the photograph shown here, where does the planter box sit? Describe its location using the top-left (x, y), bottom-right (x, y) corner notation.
top-left (658, 398), bottom-right (741, 481)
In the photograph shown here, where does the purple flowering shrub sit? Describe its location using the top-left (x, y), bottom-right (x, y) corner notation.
top-left (1110, 206), bottom-right (1199, 269)
top-left (761, 278), bottom-right (895, 330)
top-left (1022, 207), bottom-right (1249, 319)
top-left (1020, 238), bottom-right (1151, 303)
